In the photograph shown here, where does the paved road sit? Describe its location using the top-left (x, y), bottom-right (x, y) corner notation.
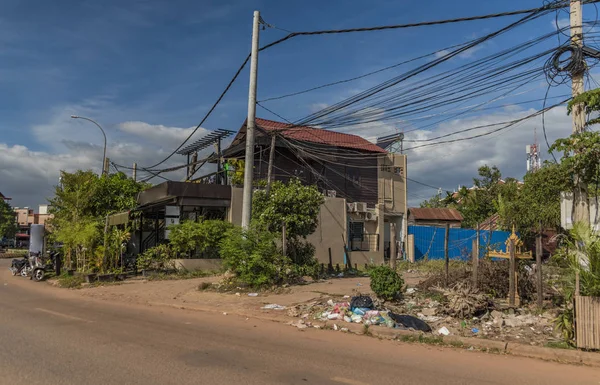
top-left (0, 260), bottom-right (599, 385)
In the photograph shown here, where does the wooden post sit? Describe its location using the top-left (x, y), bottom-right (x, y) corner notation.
top-left (472, 223), bottom-right (479, 288)
top-left (266, 134), bottom-right (276, 195)
top-left (328, 248), bottom-right (333, 273)
top-left (282, 221), bottom-right (287, 258)
top-left (390, 222), bottom-right (397, 270)
top-left (102, 214), bottom-right (109, 271)
top-left (444, 223), bottom-right (450, 287)
top-left (536, 222), bottom-right (543, 308)
top-left (509, 238), bottom-right (516, 307)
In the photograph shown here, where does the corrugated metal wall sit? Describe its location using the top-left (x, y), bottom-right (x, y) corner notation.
top-left (408, 225), bottom-right (512, 261)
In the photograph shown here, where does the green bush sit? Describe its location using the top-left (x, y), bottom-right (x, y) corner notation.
top-left (169, 220), bottom-right (233, 259)
top-left (137, 244), bottom-right (174, 271)
top-left (369, 265), bottom-right (404, 300)
top-left (219, 226), bottom-right (291, 288)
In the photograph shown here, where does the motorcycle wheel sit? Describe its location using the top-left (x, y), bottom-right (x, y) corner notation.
top-left (10, 268), bottom-right (17, 276)
top-left (20, 269), bottom-right (29, 278)
top-left (32, 269), bottom-right (45, 282)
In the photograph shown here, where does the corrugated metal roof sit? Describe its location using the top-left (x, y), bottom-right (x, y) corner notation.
top-left (408, 207), bottom-right (464, 222)
top-left (255, 118), bottom-right (387, 154)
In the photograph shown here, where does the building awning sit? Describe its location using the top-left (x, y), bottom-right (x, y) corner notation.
top-left (108, 211), bottom-right (130, 226)
top-left (15, 233), bottom-right (30, 238)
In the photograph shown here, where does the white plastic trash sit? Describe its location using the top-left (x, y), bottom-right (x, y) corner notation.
top-left (438, 326), bottom-right (450, 336)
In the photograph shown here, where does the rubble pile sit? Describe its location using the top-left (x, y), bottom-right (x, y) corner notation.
top-left (286, 295), bottom-right (431, 331)
top-left (285, 289), bottom-right (560, 346)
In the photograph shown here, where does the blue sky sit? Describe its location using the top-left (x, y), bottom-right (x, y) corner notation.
top-left (0, 0), bottom-right (597, 206)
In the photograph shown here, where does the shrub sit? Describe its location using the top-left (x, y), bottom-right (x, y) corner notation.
top-left (369, 265), bottom-right (404, 300)
top-left (169, 220), bottom-right (233, 259)
top-left (137, 244), bottom-right (174, 271)
top-left (57, 273), bottom-right (85, 289)
top-left (219, 226), bottom-right (291, 288)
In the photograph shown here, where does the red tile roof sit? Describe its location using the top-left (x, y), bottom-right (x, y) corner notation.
top-left (253, 118), bottom-right (387, 154)
top-left (409, 207), bottom-right (464, 222)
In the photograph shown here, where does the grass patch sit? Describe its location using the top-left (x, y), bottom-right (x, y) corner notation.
top-left (147, 269), bottom-right (216, 281)
top-left (399, 334), bottom-right (445, 346)
top-left (56, 274), bottom-right (85, 289)
top-left (447, 340), bottom-right (465, 348)
top-left (545, 341), bottom-right (575, 350)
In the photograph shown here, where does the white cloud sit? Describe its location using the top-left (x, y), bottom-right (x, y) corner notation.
top-left (553, 18), bottom-right (570, 30)
top-left (309, 103), bottom-right (329, 113)
top-left (337, 105), bottom-right (571, 207)
top-left (2, 107), bottom-right (217, 207)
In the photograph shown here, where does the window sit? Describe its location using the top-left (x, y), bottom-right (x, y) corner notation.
top-left (346, 167), bottom-right (361, 185)
top-left (350, 222), bottom-right (365, 239)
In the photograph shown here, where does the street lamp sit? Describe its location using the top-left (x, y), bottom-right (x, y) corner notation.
top-left (70, 115), bottom-right (107, 175)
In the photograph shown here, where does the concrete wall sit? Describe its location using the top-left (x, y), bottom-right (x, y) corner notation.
top-left (378, 154), bottom-right (407, 216)
top-left (172, 259), bottom-right (222, 271)
top-left (228, 187), bottom-right (243, 226)
top-left (307, 197), bottom-right (348, 266)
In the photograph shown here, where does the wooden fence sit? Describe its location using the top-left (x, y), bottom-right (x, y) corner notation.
top-left (575, 295), bottom-right (600, 350)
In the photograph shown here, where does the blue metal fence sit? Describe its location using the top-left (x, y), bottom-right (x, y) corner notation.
top-left (408, 225), bottom-right (512, 261)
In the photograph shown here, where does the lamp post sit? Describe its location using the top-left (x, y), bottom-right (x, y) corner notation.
top-left (70, 115), bottom-right (108, 175)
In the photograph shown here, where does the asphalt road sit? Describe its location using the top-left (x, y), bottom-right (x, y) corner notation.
top-left (0, 260), bottom-right (599, 385)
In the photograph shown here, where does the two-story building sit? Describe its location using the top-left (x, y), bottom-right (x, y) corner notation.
top-left (113, 118), bottom-right (407, 267)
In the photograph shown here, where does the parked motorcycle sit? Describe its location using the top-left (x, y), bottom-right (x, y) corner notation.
top-left (9, 255), bottom-right (29, 276)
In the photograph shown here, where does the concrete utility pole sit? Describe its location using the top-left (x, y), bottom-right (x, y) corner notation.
top-left (571, 0), bottom-right (591, 225)
top-left (241, 10), bottom-right (261, 230)
top-left (132, 163), bottom-right (137, 182)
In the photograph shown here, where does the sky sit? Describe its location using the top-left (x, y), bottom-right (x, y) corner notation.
top-left (0, 0), bottom-right (597, 208)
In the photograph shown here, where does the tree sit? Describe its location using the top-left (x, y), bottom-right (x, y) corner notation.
top-left (0, 199), bottom-right (17, 240)
top-left (497, 163), bottom-right (569, 237)
top-left (420, 191), bottom-right (446, 208)
top-left (252, 178), bottom-right (324, 238)
top-left (252, 178), bottom-right (324, 265)
top-left (455, 165), bottom-right (504, 228)
top-left (48, 170), bottom-right (148, 271)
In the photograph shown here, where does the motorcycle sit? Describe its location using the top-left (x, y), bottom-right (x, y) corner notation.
top-left (9, 255), bottom-right (29, 276)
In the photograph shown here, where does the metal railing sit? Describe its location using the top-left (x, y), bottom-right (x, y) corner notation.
top-left (350, 234), bottom-right (379, 252)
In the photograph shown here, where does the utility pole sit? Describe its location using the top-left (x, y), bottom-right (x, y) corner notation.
top-left (103, 157), bottom-right (110, 176)
top-left (266, 134), bottom-right (276, 195)
top-left (536, 221), bottom-right (543, 309)
top-left (571, 0), bottom-right (590, 225)
top-left (241, 10), bottom-right (261, 230)
top-left (132, 162), bottom-right (137, 182)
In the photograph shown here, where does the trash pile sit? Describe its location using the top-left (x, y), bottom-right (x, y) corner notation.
top-left (287, 295), bottom-right (432, 332)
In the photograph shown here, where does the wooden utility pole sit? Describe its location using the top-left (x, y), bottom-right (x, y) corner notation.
top-left (571, 0), bottom-right (591, 225)
top-left (444, 223), bottom-right (450, 287)
top-left (241, 10), bottom-right (261, 230)
top-left (132, 162), bottom-right (137, 182)
top-left (472, 223), bottom-right (480, 288)
top-left (509, 238), bottom-right (516, 307)
top-left (536, 222), bottom-right (543, 309)
top-left (282, 221), bottom-right (287, 257)
top-left (266, 134), bottom-right (276, 195)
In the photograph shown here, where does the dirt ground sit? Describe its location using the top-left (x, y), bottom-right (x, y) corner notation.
top-left (73, 270), bottom-right (563, 348)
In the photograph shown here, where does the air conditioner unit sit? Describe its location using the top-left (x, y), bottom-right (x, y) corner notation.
top-left (365, 211), bottom-right (378, 222)
top-left (355, 202), bottom-right (367, 213)
top-left (327, 190), bottom-right (337, 198)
